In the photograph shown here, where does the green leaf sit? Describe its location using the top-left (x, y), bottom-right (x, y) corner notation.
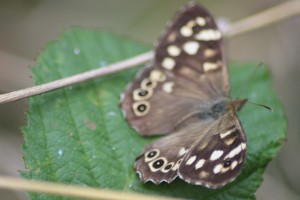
top-left (21, 28), bottom-right (286, 200)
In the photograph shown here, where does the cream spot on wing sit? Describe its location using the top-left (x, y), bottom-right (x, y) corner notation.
top-left (186, 155), bottom-right (197, 165)
top-left (183, 41), bottom-right (200, 55)
top-left (179, 147), bottom-right (188, 156)
top-left (231, 160), bottom-right (238, 170)
top-left (199, 142), bottom-right (208, 150)
top-left (167, 32), bottom-right (177, 42)
top-left (195, 159), bottom-right (206, 169)
top-left (172, 159), bottom-right (182, 171)
top-left (162, 82), bottom-right (174, 93)
top-left (204, 48), bottom-right (217, 58)
top-left (210, 150), bottom-right (224, 161)
top-left (180, 26), bottom-right (193, 37)
top-left (162, 57), bottom-right (176, 70)
top-left (178, 67), bottom-right (201, 81)
top-left (186, 20), bottom-right (196, 27)
top-left (225, 137), bottom-right (236, 145)
top-left (195, 29), bottom-right (221, 41)
top-left (150, 70), bottom-right (166, 82)
top-left (213, 164), bottom-right (223, 174)
top-left (241, 143), bottom-right (246, 150)
top-left (221, 166), bottom-right (230, 173)
top-left (141, 78), bottom-right (157, 89)
top-left (238, 157), bottom-right (243, 164)
top-left (203, 62), bottom-right (219, 72)
top-left (199, 171), bottom-right (209, 178)
top-left (220, 129), bottom-right (234, 138)
top-left (225, 144), bottom-right (243, 159)
top-left (196, 17), bottom-right (206, 26)
top-left (167, 45), bottom-right (181, 57)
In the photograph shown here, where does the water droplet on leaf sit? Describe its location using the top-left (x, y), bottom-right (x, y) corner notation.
top-left (58, 149), bottom-right (63, 157)
top-left (108, 111), bottom-right (116, 116)
top-left (74, 48), bottom-right (81, 55)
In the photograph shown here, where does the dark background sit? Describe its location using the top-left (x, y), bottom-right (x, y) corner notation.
top-left (0, 0), bottom-right (299, 199)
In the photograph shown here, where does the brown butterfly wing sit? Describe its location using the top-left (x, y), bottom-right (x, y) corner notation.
top-left (135, 112), bottom-right (247, 187)
top-left (121, 65), bottom-right (210, 135)
top-left (178, 112), bottom-right (247, 188)
top-left (154, 3), bottom-right (229, 97)
top-left (121, 3), bottom-right (229, 136)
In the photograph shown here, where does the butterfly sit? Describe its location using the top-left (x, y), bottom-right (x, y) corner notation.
top-left (120, 3), bottom-right (248, 189)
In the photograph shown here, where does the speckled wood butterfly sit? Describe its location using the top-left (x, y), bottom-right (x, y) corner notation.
top-left (120, 3), bottom-right (247, 188)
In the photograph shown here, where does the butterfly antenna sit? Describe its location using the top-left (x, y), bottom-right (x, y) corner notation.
top-left (236, 63), bottom-right (264, 100)
top-left (247, 101), bottom-right (273, 112)
top-left (234, 63), bottom-right (272, 112)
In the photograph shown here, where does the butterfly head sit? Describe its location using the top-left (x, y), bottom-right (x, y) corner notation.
top-left (229, 99), bottom-right (248, 113)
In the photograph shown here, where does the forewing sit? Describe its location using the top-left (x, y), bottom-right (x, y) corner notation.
top-left (121, 64), bottom-right (216, 135)
top-left (178, 113), bottom-right (247, 188)
top-left (121, 3), bottom-right (229, 136)
top-left (155, 2), bottom-right (229, 97)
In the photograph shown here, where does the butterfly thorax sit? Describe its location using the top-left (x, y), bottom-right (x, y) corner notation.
top-left (195, 98), bottom-right (247, 123)
top-left (175, 98), bottom-right (244, 130)
top-left (201, 97), bottom-right (245, 116)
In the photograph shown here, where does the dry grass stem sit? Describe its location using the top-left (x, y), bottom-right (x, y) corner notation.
top-left (0, 176), bottom-right (176, 200)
